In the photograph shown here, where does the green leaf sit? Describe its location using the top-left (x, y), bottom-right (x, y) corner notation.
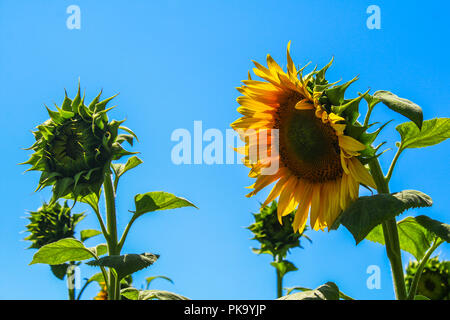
top-left (50, 263), bottom-right (69, 280)
top-left (111, 156), bottom-right (143, 190)
top-left (121, 288), bottom-right (189, 300)
top-left (285, 286), bottom-right (354, 300)
top-left (366, 217), bottom-right (435, 260)
top-left (133, 191), bottom-right (197, 217)
top-left (30, 238), bottom-right (107, 265)
top-left (278, 282), bottom-right (339, 300)
top-left (338, 190), bottom-right (432, 244)
top-left (414, 295), bottom-right (431, 300)
top-left (396, 118), bottom-right (450, 149)
top-left (80, 229), bottom-right (102, 242)
top-left (88, 272), bottom-right (106, 286)
top-left (415, 215), bottom-right (450, 242)
top-left (373, 90), bottom-right (423, 129)
top-left (86, 253), bottom-right (159, 280)
top-left (270, 260), bottom-right (298, 278)
top-left (146, 276), bottom-right (174, 289)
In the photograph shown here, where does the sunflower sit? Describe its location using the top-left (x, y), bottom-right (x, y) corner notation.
top-left (231, 42), bottom-right (376, 233)
top-left (22, 83), bottom-right (136, 202)
top-left (94, 282), bottom-right (108, 300)
top-left (24, 201), bottom-right (85, 249)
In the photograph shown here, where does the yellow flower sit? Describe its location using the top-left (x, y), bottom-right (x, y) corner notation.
top-left (94, 282), bottom-right (108, 300)
top-left (231, 42), bottom-right (376, 233)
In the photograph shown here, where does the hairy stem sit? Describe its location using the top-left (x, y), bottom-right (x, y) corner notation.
top-left (275, 256), bottom-right (283, 298)
top-left (368, 158), bottom-right (407, 300)
top-left (67, 264), bottom-right (75, 300)
top-left (104, 172), bottom-right (121, 300)
top-left (385, 146), bottom-right (403, 183)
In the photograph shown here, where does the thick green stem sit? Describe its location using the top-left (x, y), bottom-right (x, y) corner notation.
top-left (368, 158), bottom-right (407, 300)
top-left (407, 239), bottom-right (443, 300)
top-left (275, 256), bottom-right (283, 298)
top-left (103, 172), bottom-right (121, 300)
top-left (67, 264), bottom-right (75, 300)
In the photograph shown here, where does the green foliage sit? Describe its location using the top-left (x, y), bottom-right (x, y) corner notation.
top-left (87, 253), bottom-right (159, 280)
top-left (337, 190), bottom-right (432, 244)
top-left (80, 229), bottom-right (102, 242)
top-left (24, 201), bottom-right (84, 249)
top-left (30, 238), bottom-right (107, 265)
top-left (133, 191), bottom-right (197, 218)
top-left (270, 260), bottom-right (298, 278)
top-left (396, 118), bottom-right (450, 150)
top-left (415, 215), bottom-right (450, 242)
top-left (121, 288), bottom-right (189, 300)
top-left (111, 156), bottom-right (143, 190)
top-left (248, 201), bottom-right (310, 259)
top-left (367, 217), bottom-right (433, 260)
top-left (367, 215), bottom-right (449, 260)
top-left (278, 282), bottom-right (340, 300)
top-left (405, 256), bottom-right (450, 300)
top-left (50, 263), bottom-right (70, 280)
top-left (373, 90), bottom-right (423, 129)
top-left (146, 276), bottom-right (174, 289)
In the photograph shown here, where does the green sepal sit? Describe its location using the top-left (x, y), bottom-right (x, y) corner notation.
top-left (325, 76), bottom-right (359, 106)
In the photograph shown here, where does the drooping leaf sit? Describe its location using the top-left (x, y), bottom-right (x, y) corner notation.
top-left (146, 276), bottom-right (174, 289)
top-left (278, 282), bottom-right (339, 300)
top-left (121, 287), bottom-right (189, 300)
top-left (87, 253), bottom-right (159, 280)
top-left (133, 191), bottom-right (197, 218)
top-left (396, 118), bottom-right (450, 149)
top-left (415, 215), bottom-right (450, 242)
top-left (373, 90), bottom-right (423, 129)
top-left (338, 190), bottom-right (432, 244)
top-left (366, 217), bottom-right (435, 260)
top-left (80, 229), bottom-right (102, 242)
top-left (270, 260), bottom-right (298, 278)
top-left (30, 238), bottom-right (107, 265)
top-left (285, 286), bottom-right (354, 300)
top-left (50, 263), bottom-right (70, 280)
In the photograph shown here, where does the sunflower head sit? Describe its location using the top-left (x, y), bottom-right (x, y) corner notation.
top-left (22, 84), bottom-right (137, 202)
top-left (24, 201), bottom-right (84, 249)
top-left (232, 43), bottom-right (377, 233)
top-left (405, 256), bottom-right (450, 300)
top-left (248, 201), bottom-right (308, 259)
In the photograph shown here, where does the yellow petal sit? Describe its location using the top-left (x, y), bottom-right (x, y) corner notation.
top-left (339, 135), bottom-right (366, 152)
top-left (295, 99), bottom-right (314, 110)
top-left (348, 158), bottom-right (376, 188)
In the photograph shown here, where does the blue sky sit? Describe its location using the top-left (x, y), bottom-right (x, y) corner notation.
top-left (0, 0), bottom-right (448, 300)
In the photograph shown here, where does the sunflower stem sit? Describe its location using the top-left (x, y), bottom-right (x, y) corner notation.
top-left (67, 263), bottom-right (75, 300)
top-left (103, 171), bottom-right (121, 300)
top-left (407, 238), bottom-right (443, 300)
top-left (275, 256), bottom-right (283, 298)
top-left (385, 146), bottom-right (403, 183)
top-left (368, 158), bottom-right (407, 300)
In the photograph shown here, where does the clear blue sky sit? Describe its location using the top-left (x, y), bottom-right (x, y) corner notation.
top-left (0, 0), bottom-right (448, 300)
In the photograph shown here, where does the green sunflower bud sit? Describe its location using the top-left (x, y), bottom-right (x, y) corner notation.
top-left (24, 201), bottom-right (85, 249)
top-left (405, 256), bottom-right (450, 300)
top-left (22, 83), bottom-right (137, 202)
top-left (248, 201), bottom-right (310, 259)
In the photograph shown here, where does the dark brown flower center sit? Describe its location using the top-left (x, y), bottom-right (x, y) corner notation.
top-left (276, 93), bottom-right (343, 183)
